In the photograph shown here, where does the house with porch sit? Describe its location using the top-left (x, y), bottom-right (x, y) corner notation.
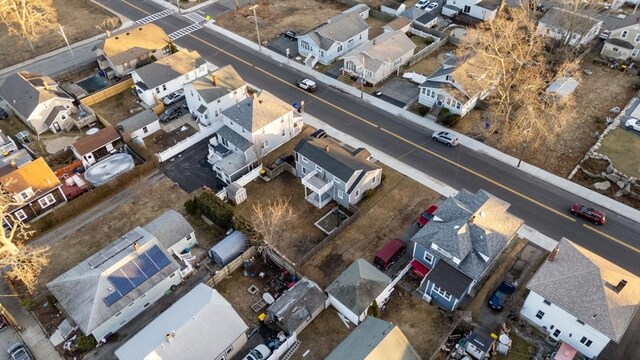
top-left (418, 53), bottom-right (493, 117)
top-left (184, 65), bottom-right (248, 126)
top-left (131, 49), bottom-right (207, 106)
top-left (72, 126), bottom-right (123, 169)
top-left (266, 278), bottom-right (327, 336)
top-left (0, 157), bottom-right (66, 227)
top-left (520, 238), bottom-right (640, 359)
top-left (326, 259), bottom-right (393, 325)
top-left (293, 137), bottom-right (381, 209)
top-left (94, 23), bottom-right (172, 79)
top-left (208, 91), bottom-right (303, 185)
top-left (441, 0), bottom-right (501, 22)
top-left (341, 30), bottom-right (416, 86)
top-left (601, 23), bottom-right (640, 61)
top-left (47, 212), bottom-right (195, 342)
top-left (297, 9), bottom-right (369, 66)
top-left (535, 7), bottom-right (603, 47)
top-left (115, 284), bottom-right (248, 360)
top-left (410, 189), bottom-right (523, 311)
top-left (0, 71), bottom-right (96, 135)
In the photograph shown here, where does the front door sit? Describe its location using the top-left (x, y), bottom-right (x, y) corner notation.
top-left (552, 328), bottom-right (561, 338)
top-left (53, 122), bottom-right (61, 132)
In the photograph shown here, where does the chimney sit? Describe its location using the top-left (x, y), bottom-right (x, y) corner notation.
top-left (133, 242), bottom-right (140, 251)
top-left (324, 145), bottom-right (330, 152)
top-left (258, 100), bottom-right (263, 104)
top-left (211, 75), bottom-right (218, 86)
top-left (615, 279), bottom-right (628, 293)
top-left (548, 246), bottom-right (559, 262)
top-left (43, 82), bottom-right (49, 91)
top-left (469, 215), bottom-right (476, 224)
top-left (165, 332), bottom-right (175, 343)
top-left (10, 160), bottom-right (16, 168)
top-left (252, 92), bottom-right (258, 99)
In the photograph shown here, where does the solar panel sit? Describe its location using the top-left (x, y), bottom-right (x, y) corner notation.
top-left (120, 261), bottom-right (146, 287)
top-left (104, 292), bottom-right (121, 306)
top-left (109, 274), bottom-right (134, 295)
top-left (135, 253), bottom-right (158, 278)
top-left (147, 245), bottom-right (172, 268)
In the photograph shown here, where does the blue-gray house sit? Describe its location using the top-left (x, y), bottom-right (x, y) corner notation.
top-left (411, 189), bottom-right (523, 311)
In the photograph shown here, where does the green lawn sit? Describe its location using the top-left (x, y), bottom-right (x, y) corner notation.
top-left (599, 127), bottom-right (640, 179)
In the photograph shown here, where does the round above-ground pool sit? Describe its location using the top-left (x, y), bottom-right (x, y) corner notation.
top-left (84, 153), bottom-right (135, 187)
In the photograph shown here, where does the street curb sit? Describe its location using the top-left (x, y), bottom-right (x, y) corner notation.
top-left (205, 23), bottom-right (640, 224)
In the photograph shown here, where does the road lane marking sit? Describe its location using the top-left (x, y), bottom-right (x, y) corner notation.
top-left (135, 9), bottom-right (175, 24)
top-left (583, 224), bottom-right (640, 254)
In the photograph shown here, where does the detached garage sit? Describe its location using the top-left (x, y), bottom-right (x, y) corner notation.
top-left (118, 109), bottom-right (160, 141)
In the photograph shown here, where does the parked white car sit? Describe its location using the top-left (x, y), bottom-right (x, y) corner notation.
top-left (416, 0), bottom-right (430, 9)
top-left (426, 2), bottom-right (439, 11)
top-left (625, 118), bottom-right (640, 132)
top-left (163, 91), bottom-right (185, 105)
top-left (242, 344), bottom-right (271, 360)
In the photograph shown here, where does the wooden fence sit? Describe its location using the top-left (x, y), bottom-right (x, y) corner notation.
top-left (408, 36), bottom-right (448, 67)
top-left (207, 246), bottom-right (257, 287)
top-left (370, 9), bottom-right (397, 22)
top-left (51, 61), bottom-right (97, 83)
top-left (81, 77), bottom-right (134, 106)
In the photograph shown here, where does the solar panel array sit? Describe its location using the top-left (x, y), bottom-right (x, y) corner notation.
top-left (104, 245), bottom-right (172, 306)
top-left (88, 231), bottom-right (144, 269)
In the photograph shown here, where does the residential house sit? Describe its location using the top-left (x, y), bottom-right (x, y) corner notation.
top-left (520, 238), bottom-right (640, 359)
top-left (47, 212), bottom-right (195, 341)
top-left (601, 23), bottom-right (640, 61)
top-left (342, 3), bottom-right (370, 19)
top-left (462, 328), bottom-right (495, 359)
top-left (535, 7), bottom-right (603, 47)
top-left (131, 49), bottom-right (207, 106)
top-left (0, 157), bottom-right (66, 227)
top-left (71, 126), bottom-right (123, 169)
top-left (115, 284), bottom-right (248, 360)
top-left (142, 210), bottom-right (197, 257)
top-left (326, 259), bottom-right (393, 325)
top-left (411, 189), bottom-right (523, 311)
top-left (381, 1), bottom-right (406, 16)
top-left (0, 150), bottom-right (33, 170)
top-left (0, 131), bottom-right (18, 156)
top-left (400, 7), bottom-right (428, 23)
top-left (117, 109), bottom-right (161, 141)
top-left (208, 91), bottom-right (303, 184)
top-left (266, 278), bottom-right (327, 336)
top-left (0, 72), bottom-right (96, 135)
top-left (294, 137), bottom-right (382, 209)
top-left (297, 10), bottom-right (369, 66)
top-left (383, 17), bottom-right (412, 34)
top-left (412, 12), bottom-right (439, 32)
top-left (441, 0), bottom-right (501, 21)
top-left (94, 24), bottom-right (172, 79)
top-left (418, 53), bottom-right (493, 116)
top-left (184, 65), bottom-right (248, 126)
top-left (341, 30), bottom-right (417, 85)
top-left (326, 317), bottom-right (420, 360)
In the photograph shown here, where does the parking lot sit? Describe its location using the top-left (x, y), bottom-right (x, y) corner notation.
top-left (160, 138), bottom-right (225, 193)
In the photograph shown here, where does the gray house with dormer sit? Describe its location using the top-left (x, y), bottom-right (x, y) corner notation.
top-left (411, 189), bottom-right (523, 311)
top-left (294, 137), bottom-right (381, 209)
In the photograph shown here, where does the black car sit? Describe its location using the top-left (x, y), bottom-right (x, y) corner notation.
top-left (282, 30), bottom-right (299, 40)
top-left (160, 106), bottom-right (184, 123)
top-left (0, 106), bottom-right (8, 119)
top-left (309, 129), bottom-right (327, 139)
top-left (488, 281), bottom-right (517, 310)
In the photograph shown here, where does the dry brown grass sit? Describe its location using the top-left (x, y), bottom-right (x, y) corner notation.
top-left (291, 308), bottom-right (352, 360)
top-left (302, 165), bottom-right (441, 288)
top-left (367, 16), bottom-right (388, 39)
top-left (216, 0), bottom-right (347, 41)
top-left (92, 90), bottom-right (145, 125)
top-left (0, 0), bottom-right (119, 69)
top-left (407, 44), bottom-right (456, 76)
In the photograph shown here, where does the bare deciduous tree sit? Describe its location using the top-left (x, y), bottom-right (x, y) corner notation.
top-left (96, 17), bottom-right (121, 34)
top-left (0, 182), bottom-right (50, 293)
top-left (0, 0), bottom-right (58, 50)
top-left (250, 197), bottom-right (297, 249)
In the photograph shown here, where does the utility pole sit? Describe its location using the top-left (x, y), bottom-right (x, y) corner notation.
top-left (175, 0), bottom-right (181, 14)
top-left (359, 53), bottom-right (366, 99)
top-left (58, 24), bottom-right (77, 66)
top-left (517, 128), bottom-right (531, 168)
top-left (250, 5), bottom-right (262, 51)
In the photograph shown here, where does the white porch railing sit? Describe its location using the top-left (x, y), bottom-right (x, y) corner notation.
top-left (301, 170), bottom-right (334, 194)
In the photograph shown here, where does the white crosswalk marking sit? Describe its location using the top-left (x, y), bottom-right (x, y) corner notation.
top-left (168, 23), bottom-right (204, 40)
top-left (183, 12), bottom-right (206, 23)
top-left (135, 9), bottom-right (175, 25)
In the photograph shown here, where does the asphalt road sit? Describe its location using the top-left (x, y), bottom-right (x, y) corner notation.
top-left (86, 0), bottom-right (640, 274)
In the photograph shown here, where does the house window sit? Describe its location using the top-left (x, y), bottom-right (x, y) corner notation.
top-left (282, 129), bottom-right (286, 137)
top-left (162, 84), bottom-right (167, 91)
top-left (155, 88), bottom-right (160, 94)
top-left (186, 234), bottom-right (192, 240)
top-left (423, 252), bottom-right (433, 264)
top-left (621, 30), bottom-right (628, 38)
top-left (302, 167), bottom-right (307, 175)
top-left (320, 50), bottom-right (325, 57)
top-left (464, 5), bottom-right (471, 12)
top-left (355, 189), bottom-right (360, 198)
top-left (301, 156), bottom-right (308, 163)
top-left (359, 34), bottom-right (362, 40)
top-left (456, 102), bottom-right (461, 109)
top-left (425, 89), bottom-right (430, 96)
top-left (19, 190), bottom-right (33, 201)
top-left (372, 177), bottom-right (376, 185)
top-left (337, 190), bottom-right (344, 199)
top-left (576, 319), bottom-right (584, 325)
top-left (337, 45), bottom-right (343, 52)
top-left (431, 91), bottom-right (435, 98)
top-left (142, 126), bottom-right (148, 134)
top-left (393, 59), bottom-right (401, 68)
top-left (38, 194), bottom-right (56, 209)
top-left (334, 178), bottom-right (341, 185)
top-left (612, 47), bottom-right (619, 53)
top-left (635, 34), bottom-right (640, 43)
top-left (190, 90), bottom-right (194, 96)
top-left (552, 329), bottom-right (561, 338)
top-left (543, 299), bottom-right (551, 306)
top-left (432, 285), bottom-right (452, 301)
top-left (535, 310), bottom-right (545, 320)
top-left (261, 140), bottom-right (269, 149)
top-left (14, 210), bottom-right (27, 221)
top-left (301, 41), bottom-right (311, 51)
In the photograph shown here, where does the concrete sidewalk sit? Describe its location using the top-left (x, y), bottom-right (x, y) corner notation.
top-left (0, 278), bottom-right (63, 360)
top-left (206, 23), bottom-right (640, 225)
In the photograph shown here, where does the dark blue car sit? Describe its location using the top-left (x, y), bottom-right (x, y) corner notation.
top-left (488, 281), bottom-right (517, 310)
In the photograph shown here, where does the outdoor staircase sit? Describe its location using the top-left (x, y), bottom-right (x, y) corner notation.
top-left (304, 54), bottom-right (319, 68)
top-left (280, 340), bottom-right (301, 360)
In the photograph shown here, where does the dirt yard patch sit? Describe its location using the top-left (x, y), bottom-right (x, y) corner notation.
top-left (599, 128), bottom-right (640, 179)
top-left (0, 0), bottom-right (119, 69)
top-left (216, 0), bottom-right (347, 42)
top-left (92, 90), bottom-right (145, 125)
top-left (292, 308), bottom-right (352, 360)
top-left (367, 16), bottom-right (388, 39)
top-left (406, 44), bottom-right (456, 76)
top-left (36, 175), bottom-right (196, 288)
top-left (302, 165), bottom-right (441, 288)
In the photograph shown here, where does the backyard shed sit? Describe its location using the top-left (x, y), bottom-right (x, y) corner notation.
top-left (266, 278), bottom-right (327, 336)
top-left (546, 77), bottom-right (579, 98)
top-left (208, 231), bottom-right (246, 267)
top-left (226, 182), bottom-right (247, 205)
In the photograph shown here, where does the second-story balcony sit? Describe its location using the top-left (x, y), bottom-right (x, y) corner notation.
top-left (207, 142), bottom-right (232, 165)
top-left (302, 169), bottom-right (334, 195)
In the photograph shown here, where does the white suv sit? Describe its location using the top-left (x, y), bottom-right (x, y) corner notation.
top-left (625, 118), bottom-right (640, 132)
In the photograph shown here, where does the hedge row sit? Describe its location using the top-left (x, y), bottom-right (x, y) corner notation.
top-left (185, 191), bottom-right (255, 236)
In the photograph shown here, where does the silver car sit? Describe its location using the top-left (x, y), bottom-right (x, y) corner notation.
top-left (432, 131), bottom-right (459, 146)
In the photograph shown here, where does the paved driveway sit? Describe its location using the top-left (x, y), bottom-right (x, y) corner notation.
top-left (266, 36), bottom-right (299, 59)
top-left (377, 78), bottom-right (419, 108)
top-left (160, 138), bottom-right (225, 193)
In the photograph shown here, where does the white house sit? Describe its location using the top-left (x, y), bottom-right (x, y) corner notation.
top-left (326, 259), bottom-right (393, 325)
top-left (208, 91), bottom-right (303, 184)
top-left (601, 23), bottom-right (640, 61)
top-left (536, 7), bottom-right (603, 47)
top-left (0, 72), bottom-right (96, 135)
top-left (341, 30), bottom-right (417, 85)
top-left (383, 17), bottom-right (412, 34)
top-left (184, 65), bottom-right (248, 126)
top-left (298, 10), bottom-right (369, 66)
top-left (520, 238), bottom-right (640, 359)
top-left (131, 49), bottom-right (207, 107)
top-left (115, 284), bottom-right (248, 360)
top-left (342, 3), bottom-right (370, 19)
top-left (47, 211), bottom-right (196, 342)
top-left (418, 54), bottom-right (493, 116)
top-left (441, 0), bottom-right (501, 22)
top-left (118, 109), bottom-right (161, 141)
top-left (381, 1), bottom-right (406, 16)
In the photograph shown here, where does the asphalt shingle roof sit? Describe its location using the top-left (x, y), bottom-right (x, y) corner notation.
top-left (142, 210), bottom-right (194, 250)
top-left (222, 91), bottom-right (292, 133)
top-left (118, 109), bottom-right (159, 133)
top-left (306, 12), bottom-right (369, 51)
top-left (526, 238), bottom-right (640, 342)
top-left (267, 278), bottom-right (327, 335)
top-left (72, 126), bottom-right (121, 156)
top-left (425, 261), bottom-right (473, 298)
top-left (0, 72), bottom-right (72, 120)
top-left (189, 65), bottom-right (246, 104)
top-left (133, 50), bottom-right (204, 89)
top-left (342, 30), bottom-right (416, 73)
top-left (99, 24), bottom-right (170, 65)
top-left (326, 259), bottom-right (391, 317)
top-left (216, 125), bottom-right (253, 152)
top-left (539, 7), bottom-right (602, 35)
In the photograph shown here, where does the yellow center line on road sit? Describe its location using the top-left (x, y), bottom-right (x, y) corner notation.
top-left (583, 224), bottom-right (640, 253)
